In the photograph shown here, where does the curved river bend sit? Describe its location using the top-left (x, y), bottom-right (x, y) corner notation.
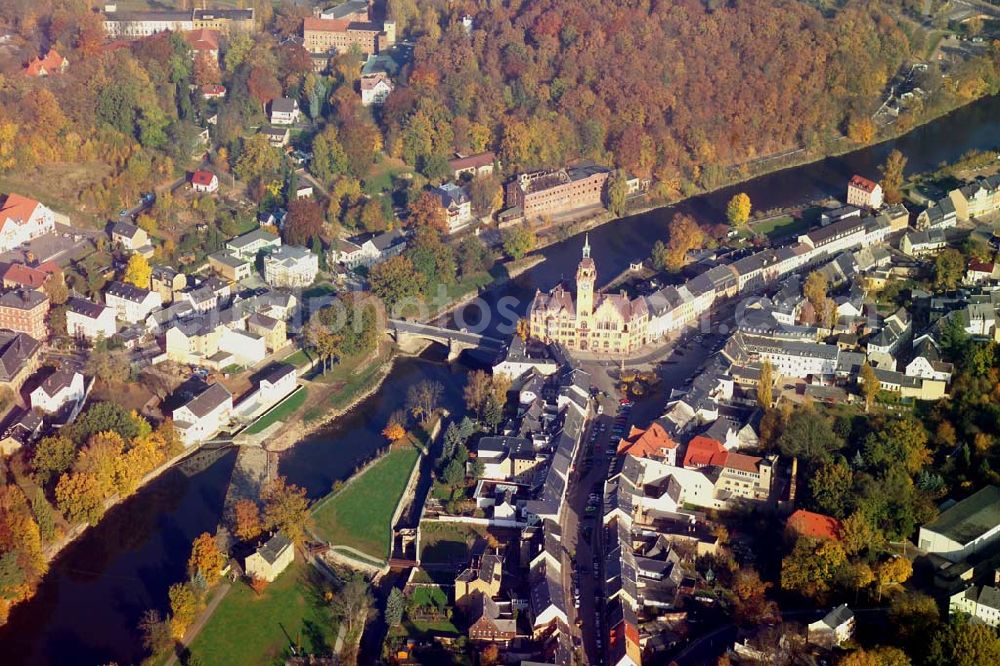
top-left (2, 95), bottom-right (1000, 664)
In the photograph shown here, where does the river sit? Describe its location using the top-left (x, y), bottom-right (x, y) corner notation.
top-left (2, 95), bottom-right (1000, 665)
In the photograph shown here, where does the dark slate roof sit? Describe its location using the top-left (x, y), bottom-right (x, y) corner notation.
top-left (67, 296), bottom-right (107, 319)
top-left (227, 228), bottom-right (280, 250)
top-left (370, 228), bottom-right (406, 252)
top-left (181, 383), bottom-right (232, 418)
top-left (248, 312), bottom-right (280, 330)
top-left (260, 362), bottom-right (295, 386)
top-left (924, 486), bottom-right (1000, 545)
top-left (112, 220), bottom-right (142, 239)
top-left (0, 331), bottom-right (39, 382)
top-left (105, 280), bottom-right (152, 303)
top-left (821, 604), bottom-right (854, 629)
top-left (530, 566), bottom-right (565, 617)
top-left (271, 97), bottom-right (298, 114)
top-left (38, 369), bottom-right (78, 397)
top-left (256, 532), bottom-right (292, 565)
top-left (0, 289), bottom-right (48, 310)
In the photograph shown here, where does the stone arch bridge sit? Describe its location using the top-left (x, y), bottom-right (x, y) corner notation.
top-left (387, 319), bottom-right (505, 361)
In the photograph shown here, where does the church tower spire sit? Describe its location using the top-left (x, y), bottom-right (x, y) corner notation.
top-left (576, 234), bottom-right (596, 318)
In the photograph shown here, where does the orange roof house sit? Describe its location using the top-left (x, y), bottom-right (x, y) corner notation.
top-left (183, 29), bottom-right (220, 54)
top-left (0, 194), bottom-right (42, 227)
top-left (2, 263), bottom-right (56, 290)
top-left (24, 49), bottom-right (68, 77)
top-left (190, 170), bottom-right (219, 192)
top-left (849, 175), bottom-right (879, 194)
top-left (787, 509), bottom-right (842, 541)
top-left (617, 422), bottom-right (678, 463)
top-left (682, 435), bottom-right (728, 469)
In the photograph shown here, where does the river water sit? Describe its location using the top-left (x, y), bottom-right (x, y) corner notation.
top-left (3, 95), bottom-right (1000, 664)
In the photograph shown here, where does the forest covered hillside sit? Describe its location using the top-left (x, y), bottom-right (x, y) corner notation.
top-left (387, 0), bottom-right (996, 194)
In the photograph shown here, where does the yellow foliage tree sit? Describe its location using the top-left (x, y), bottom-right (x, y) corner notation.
top-left (847, 115), bottom-right (876, 144)
top-left (0, 121), bottom-right (17, 172)
top-left (188, 532), bottom-right (226, 586)
top-left (123, 253), bottom-right (152, 289)
top-left (875, 556), bottom-right (912, 601)
top-left (168, 582), bottom-right (198, 640)
top-left (726, 192), bottom-right (752, 228)
top-left (516, 318), bottom-right (529, 341)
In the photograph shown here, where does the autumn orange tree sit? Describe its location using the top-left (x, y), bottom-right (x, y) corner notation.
top-left (665, 213), bottom-right (705, 271)
top-left (248, 575), bottom-right (269, 596)
top-left (233, 499), bottom-right (263, 543)
top-left (406, 191), bottom-right (447, 233)
top-left (283, 198), bottom-right (325, 247)
top-left (188, 532), bottom-right (227, 587)
top-left (383, 421), bottom-right (406, 442)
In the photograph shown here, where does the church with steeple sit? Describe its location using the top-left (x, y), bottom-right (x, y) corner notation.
top-left (528, 235), bottom-right (649, 355)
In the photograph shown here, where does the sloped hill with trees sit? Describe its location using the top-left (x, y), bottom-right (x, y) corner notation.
top-left (388, 0), bottom-right (916, 193)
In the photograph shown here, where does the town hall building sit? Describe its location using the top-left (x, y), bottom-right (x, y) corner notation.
top-left (528, 236), bottom-right (648, 355)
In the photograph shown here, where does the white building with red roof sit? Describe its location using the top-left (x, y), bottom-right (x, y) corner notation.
top-left (24, 49), bottom-right (68, 77)
top-left (616, 421), bottom-right (678, 465)
top-left (0, 194), bottom-right (55, 253)
top-left (183, 28), bottom-right (220, 62)
top-left (846, 174), bottom-right (883, 209)
top-left (191, 170), bottom-right (219, 193)
top-left (360, 72), bottom-right (393, 106)
top-left (201, 84), bottom-right (226, 100)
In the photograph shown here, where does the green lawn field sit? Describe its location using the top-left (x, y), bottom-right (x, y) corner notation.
top-left (244, 387), bottom-right (308, 435)
top-left (311, 444), bottom-right (420, 559)
top-left (186, 560), bottom-right (335, 666)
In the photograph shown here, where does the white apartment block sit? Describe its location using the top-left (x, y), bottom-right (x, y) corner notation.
top-left (263, 245), bottom-right (319, 288)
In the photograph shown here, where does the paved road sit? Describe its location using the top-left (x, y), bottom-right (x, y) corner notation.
top-left (557, 330), bottom-right (727, 665)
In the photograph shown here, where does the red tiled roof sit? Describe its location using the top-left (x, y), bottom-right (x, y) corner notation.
top-left (682, 435), bottom-right (727, 468)
top-left (968, 259), bottom-right (995, 273)
top-left (724, 451), bottom-right (763, 474)
top-left (191, 170), bottom-right (216, 186)
top-left (201, 84), bottom-right (226, 96)
top-left (24, 50), bottom-right (66, 77)
top-left (360, 72), bottom-right (391, 90)
top-left (0, 194), bottom-right (41, 228)
top-left (617, 422), bottom-right (677, 458)
top-left (787, 509), bottom-right (842, 541)
top-left (184, 28), bottom-right (220, 52)
top-left (449, 151), bottom-right (496, 171)
top-left (849, 174), bottom-right (879, 193)
top-left (304, 17), bottom-right (351, 32)
top-left (3, 264), bottom-right (50, 289)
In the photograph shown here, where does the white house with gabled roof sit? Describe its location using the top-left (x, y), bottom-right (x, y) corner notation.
top-left (66, 297), bottom-right (117, 340)
top-left (172, 383), bottom-right (233, 447)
